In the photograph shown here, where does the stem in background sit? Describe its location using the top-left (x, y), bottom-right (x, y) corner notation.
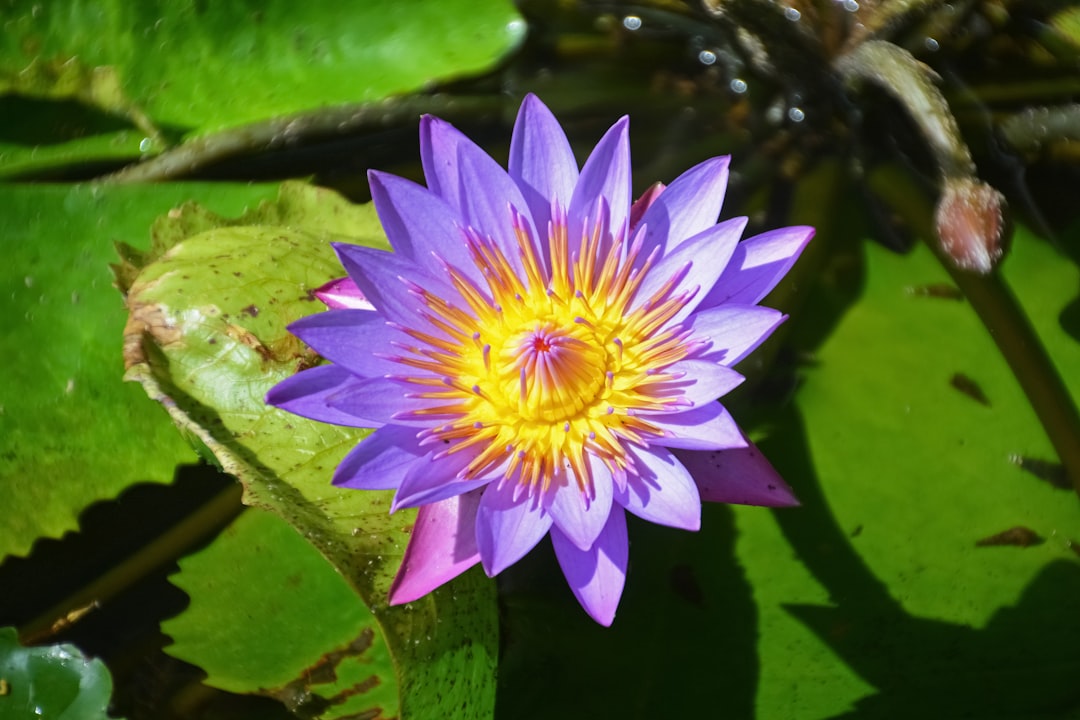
top-left (19, 484), bottom-right (244, 644)
top-left (867, 166), bottom-right (1080, 500)
top-left (945, 263), bottom-right (1080, 500)
top-left (99, 95), bottom-right (507, 184)
top-left (836, 39), bottom-right (1007, 273)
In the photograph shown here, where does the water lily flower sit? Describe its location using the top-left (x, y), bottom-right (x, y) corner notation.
top-left (267, 94), bottom-right (813, 625)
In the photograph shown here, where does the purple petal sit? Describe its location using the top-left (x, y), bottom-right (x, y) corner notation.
top-left (313, 277), bottom-right (374, 310)
top-left (616, 447), bottom-right (701, 530)
top-left (568, 117), bottom-right (630, 252)
top-left (638, 156), bottom-right (730, 253)
top-left (686, 304), bottom-right (786, 367)
top-left (631, 217), bottom-right (746, 323)
top-left (419, 114), bottom-right (469, 210)
top-left (475, 480), bottom-right (554, 576)
top-left (368, 170), bottom-right (481, 284)
top-left (456, 143), bottom-right (535, 277)
top-left (326, 376), bottom-right (437, 427)
top-left (333, 424), bottom-right (424, 490)
top-left (288, 310), bottom-right (408, 379)
top-left (508, 93), bottom-right (578, 238)
top-left (392, 447), bottom-right (496, 510)
top-left (333, 243), bottom-right (460, 331)
top-left (265, 364), bottom-right (371, 428)
top-left (651, 359), bottom-right (745, 408)
top-left (703, 225), bottom-right (815, 307)
top-left (388, 490), bottom-right (482, 604)
top-left (551, 508), bottom-right (628, 626)
top-left (647, 402), bottom-right (749, 451)
top-left (675, 443), bottom-right (799, 507)
top-left (548, 455), bottom-right (614, 551)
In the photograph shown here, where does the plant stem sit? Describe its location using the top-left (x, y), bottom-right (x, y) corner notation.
top-left (941, 260), bottom-right (1080, 500)
top-left (99, 95), bottom-right (506, 184)
top-left (19, 483), bottom-right (244, 644)
top-left (868, 165), bottom-right (1080, 500)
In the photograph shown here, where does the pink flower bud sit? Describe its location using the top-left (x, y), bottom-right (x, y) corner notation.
top-left (935, 179), bottom-right (1008, 274)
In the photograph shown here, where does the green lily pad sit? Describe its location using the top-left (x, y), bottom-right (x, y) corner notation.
top-left (164, 508), bottom-right (396, 719)
top-left (0, 626), bottom-right (120, 720)
top-left (0, 0), bottom-right (524, 177)
top-left (119, 183), bottom-right (498, 719)
top-left (0, 182), bottom-right (280, 560)
top-left (742, 232), bottom-right (1080, 717)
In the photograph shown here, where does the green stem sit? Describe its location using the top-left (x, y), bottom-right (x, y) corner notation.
top-left (868, 165), bottom-right (1080, 500)
top-left (940, 259), bottom-right (1080, 500)
top-left (99, 95), bottom-right (507, 184)
top-left (19, 483), bottom-right (244, 644)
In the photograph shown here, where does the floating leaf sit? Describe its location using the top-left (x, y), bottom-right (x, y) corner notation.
top-left (0, 626), bottom-right (120, 720)
top-left (0, 0), bottom-right (525, 176)
top-left (0, 182), bottom-right (279, 560)
top-left (120, 183), bottom-right (498, 719)
top-left (164, 508), bottom-right (396, 719)
top-left (742, 233), bottom-right (1080, 717)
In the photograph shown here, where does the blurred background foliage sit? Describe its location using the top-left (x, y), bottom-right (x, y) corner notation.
top-left (2, 0), bottom-right (1080, 718)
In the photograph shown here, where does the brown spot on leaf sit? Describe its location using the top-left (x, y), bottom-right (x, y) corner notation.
top-left (975, 526), bottom-right (1044, 548)
top-left (122, 300), bottom-right (183, 370)
top-left (265, 628), bottom-right (386, 718)
top-left (907, 283), bottom-right (964, 300)
top-left (950, 373), bottom-right (990, 406)
top-left (240, 303), bottom-right (260, 318)
top-left (224, 323), bottom-right (274, 362)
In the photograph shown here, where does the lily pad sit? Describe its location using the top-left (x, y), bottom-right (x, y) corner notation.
top-left (0, 626), bottom-right (120, 720)
top-left (742, 232), bottom-right (1080, 717)
top-left (0, 0), bottom-right (524, 177)
top-left (119, 182), bottom-right (498, 719)
top-left (0, 182), bottom-right (279, 560)
top-left (164, 508), bottom-right (397, 719)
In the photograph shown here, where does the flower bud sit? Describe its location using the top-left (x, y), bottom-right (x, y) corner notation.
top-left (935, 178), bottom-right (1008, 274)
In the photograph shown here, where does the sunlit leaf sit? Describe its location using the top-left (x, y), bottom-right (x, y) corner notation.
top-left (0, 626), bottom-right (120, 720)
top-left (0, 182), bottom-right (278, 560)
top-left (742, 232), bottom-right (1080, 717)
top-left (164, 508), bottom-right (396, 719)
top-left (0, 0), bottom-right (525, 176)
top-left (120, 183), bottom-right (498, 720)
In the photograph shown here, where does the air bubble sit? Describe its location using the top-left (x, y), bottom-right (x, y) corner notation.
top-left (784, 7), bottom-right (801, 21)
top-left (622, 15), bottom-right (642, 31)
top-left (924, 37), bottom-right (940, 52)
top-left (788, 107), bottom-right (806, 123)
top-left (698, 49), bottom-right (717, 65)
top-left (139, 137), bottom-right (153, 153)
top-left (842, 0), bottom-right (859, 11)
top-left (729, 78), bottom-right (748, 94)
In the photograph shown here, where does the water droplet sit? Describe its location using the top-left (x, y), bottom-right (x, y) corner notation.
top-left (924, 37), bottom-right (940, 51)
top-left (506, 18), bottom-right (526, 37)
top-left (788, 107), bottom-right (806, 123)
top-left (139, 137), bottom-right (152, 153)
top-left (24, 276), bottom-right (33, 288)
top-left (698, 49), bottom-right (717, 65)
top-left (784, 7), bottom-right (801, 21)
top-left (729, 78), bottom-right (748, 94)
top-left (622, 15), bottom-right (642, 31)
top-left (765, 103), bottom-right (785, 125)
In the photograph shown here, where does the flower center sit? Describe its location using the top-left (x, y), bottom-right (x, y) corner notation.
top-left (392, 204), bottom-right (700, 492)
top-left (498, 322), bottom-right (607, 423)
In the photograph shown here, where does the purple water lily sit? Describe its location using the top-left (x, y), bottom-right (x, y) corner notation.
top-left (267, 94), bottom-right (812, 625)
